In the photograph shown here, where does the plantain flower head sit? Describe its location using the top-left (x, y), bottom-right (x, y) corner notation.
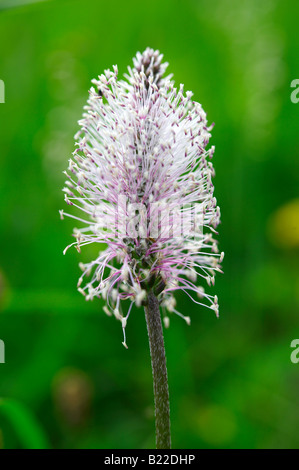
top-left (61, 48), bottom-right (223, 347)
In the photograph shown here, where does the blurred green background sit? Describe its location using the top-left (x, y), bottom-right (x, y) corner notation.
top-left (0, 0), bottom-right (299, 449)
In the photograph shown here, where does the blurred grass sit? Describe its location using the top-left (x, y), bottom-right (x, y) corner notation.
top-left (0, 0), bottom-right (299, 449)
top-left (0, 0), bottom-right (51, 12)
top-left (0, 398), bottom-right (49, 448)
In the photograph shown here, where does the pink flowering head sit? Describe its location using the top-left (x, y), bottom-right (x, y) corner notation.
top-left (61, 48), bottom-right (223, 346)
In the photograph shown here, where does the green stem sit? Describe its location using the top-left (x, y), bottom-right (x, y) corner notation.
top-left (144, 290), bottom-right (171, 449)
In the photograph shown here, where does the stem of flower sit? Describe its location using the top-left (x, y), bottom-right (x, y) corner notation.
top-left (144, 290), bottom-right (171, 449)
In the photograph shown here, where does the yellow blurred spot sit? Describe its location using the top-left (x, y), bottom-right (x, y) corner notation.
top-left (196, 404), bottom-right (237, 446)
top-left (0, 269), bottom-right (11, 313)
top-left (267, 199), bottom-right (299, 248)
top-left (52, 367), bottom-right (94, 429)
